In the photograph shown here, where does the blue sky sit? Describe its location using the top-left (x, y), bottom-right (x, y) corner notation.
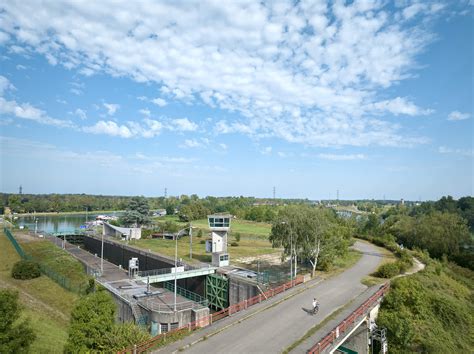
top-left (0, 1), bottom-right (472, 200)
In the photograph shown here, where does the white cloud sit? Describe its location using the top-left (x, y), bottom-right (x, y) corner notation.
top-left (0, 76), bottom-right (74, 128)
top-left (260, 146), bottom-right (272, 155)
top-left (171, 117), bottom-right (198, 131)
top-left (82, 118), bottom-right (162, 138)
top-left (139, 108), bottom-right (151, 117)
top-left (368, 97), bottom-right (433, 116)
top-left (0, 75), bottom-right (15, 94)
top-left (152, 98), bottom-right (167, 107)
top-left (103, 103), bottom-right (120, 115)
top-left (448, 111), bottom-right (470, 121)
top-left (0, 1), bottom-right (444, 147)
top-left (219, 143), bottom-right (228, 150)
top-left (74, 108), bottom-right (87, 120)
top-left (318, 153), bottom-right (366, 161)
top-left (16, 64), bottom-right (27, 70)
top-left (438, 146), bottom-right (473, 157)
top-left (179, 137), bottom-right (210, 148)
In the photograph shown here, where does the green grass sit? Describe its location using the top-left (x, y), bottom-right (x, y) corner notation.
top-left (19, 236), bottom-right (90, 288)
top-left (1, 230), bottom-right (79, 352)
top-left (128, 234), bottom-right (280, 265)
top-left (132, 217), bottom-right (277, 265)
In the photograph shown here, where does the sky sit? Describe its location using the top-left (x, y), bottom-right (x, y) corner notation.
top-left (0, 0), bottom-right (472, 201)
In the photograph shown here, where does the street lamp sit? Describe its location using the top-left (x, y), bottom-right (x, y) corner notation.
top-left (174, 225), bottom-right (193, 311)
top-left (100, 226), bottom-right (104, 274)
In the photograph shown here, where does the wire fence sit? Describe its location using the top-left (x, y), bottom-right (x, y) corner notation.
top-left (119, 274), bottom-right (305, 353)
top-left (3, 227), bottom-right (89, 295)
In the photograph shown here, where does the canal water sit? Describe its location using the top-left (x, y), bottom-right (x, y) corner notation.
top-left (16, 212), bottom-right (122, 234)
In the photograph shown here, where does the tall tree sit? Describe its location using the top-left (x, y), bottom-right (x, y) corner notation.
top-left (0, 289), bottom-right (36, 353)
top-left (121, 196), bottom-right (150, 227)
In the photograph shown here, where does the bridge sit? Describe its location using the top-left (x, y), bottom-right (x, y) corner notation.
top-left (134, 266), bottom-right (217, 283)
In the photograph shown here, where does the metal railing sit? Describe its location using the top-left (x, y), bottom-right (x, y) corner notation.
top-left (138, 297), bottom-right (207, 313)
top-left (119, 274), bottom-right (305, 353)
top-left (163, 281), bottom-right (208, 306)
top-left (308, 282), bottom-right (391, 354)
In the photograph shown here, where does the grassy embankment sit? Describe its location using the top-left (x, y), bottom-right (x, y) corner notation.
top-left (129, 217), bottom-right (280, 265)
top-left (377, 258), bottom-right (474, 353)
top-left (0, 229), bottom-right (83, 353)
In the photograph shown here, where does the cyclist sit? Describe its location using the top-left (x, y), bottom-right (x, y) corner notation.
top-left (312, 298), bottom-right (319, 314)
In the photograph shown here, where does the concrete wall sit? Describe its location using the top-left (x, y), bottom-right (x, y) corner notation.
top-left (83, 235), bottom-right (174, 271)
top-left (342, 322), bottom-right (369, 354)
top-left (109, 291), bottom-right (134, 323)
top-left (228, 276), bottom-right (259, 306)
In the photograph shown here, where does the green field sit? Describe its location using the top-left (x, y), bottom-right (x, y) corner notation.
top-left (0, 230), bottom-right (79, 353)
top-left (133, 217), bottom-right (278, 265)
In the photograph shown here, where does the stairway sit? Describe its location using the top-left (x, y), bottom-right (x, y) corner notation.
top-left (130, 301), bottom-right (148, 327)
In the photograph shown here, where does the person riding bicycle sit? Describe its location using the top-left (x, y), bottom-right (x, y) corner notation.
top-left (312, 298), bottom-right (319, 314)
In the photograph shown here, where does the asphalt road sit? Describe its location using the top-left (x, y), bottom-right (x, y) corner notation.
top-left (182, 241), bottom-right (384, 354)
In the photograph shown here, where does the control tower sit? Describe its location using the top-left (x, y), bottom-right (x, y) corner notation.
top-left (206, 214), bottom-right (231, 267)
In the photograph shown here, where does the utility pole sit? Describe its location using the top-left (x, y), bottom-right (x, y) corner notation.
top-left (273, 186), bottom-right (276, 200)
top-left (19, 185), bottom-right (22, 194)
top-left (164, 187), bottom-right (167, 199)
top-left (336, 189), bottom-right (339, 201)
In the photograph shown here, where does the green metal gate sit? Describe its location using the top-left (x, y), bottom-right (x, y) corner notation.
top-left (205, 274), bottom-right (228, 311)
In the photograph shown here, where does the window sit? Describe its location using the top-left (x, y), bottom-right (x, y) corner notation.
top-left (220, 254), bottom-right (229, 261)
top-left (160, 323), bottom-right (168, 333)
top-left (170, 322), bottom-right (179, 331)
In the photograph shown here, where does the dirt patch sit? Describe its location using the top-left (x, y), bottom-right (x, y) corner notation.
top-left (12, 231), bottom-right (43, 243)
top-left (234, 253), bottom-right (283, 266)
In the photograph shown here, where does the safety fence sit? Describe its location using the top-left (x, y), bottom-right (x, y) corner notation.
top-left (308, 282), bottom-right (390, 354)
top-left (120, 275), bottom-right (305, 353)
top-left (3, 227), bottom-right (89, 295)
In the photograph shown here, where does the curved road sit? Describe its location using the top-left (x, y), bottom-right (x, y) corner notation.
top-left (178, 241), bottom-right (384, 354)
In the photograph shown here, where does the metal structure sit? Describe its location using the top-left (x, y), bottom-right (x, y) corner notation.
top-left (135, 266), bottom-right (216, 283)
top-left (206, 273), bottom-right (229, 311)
top-left (163, 281), bottom-right (209, 306)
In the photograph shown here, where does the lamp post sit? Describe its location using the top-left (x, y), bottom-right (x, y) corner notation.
top-left (174, 225), bottom-right (193, 311)
top-left (100, 227), bottom-right (104, 274)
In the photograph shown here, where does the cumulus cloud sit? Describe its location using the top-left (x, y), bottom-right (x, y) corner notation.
top-left (448, 111), bottom-right (470, 121)
top-left (152, 98), bottom-right (167, 107)
top-left (0, 76), bottom-right (74, 128)
top-left (0, 1), bottom-right (443, 147)
top-left (83, 118), bottom-right (162, 138)
top-left (103, 103), bottom-right (120, 115)
top-left (74, 108), bottom-right (87, 120)
top-left (171, 118), bottom-right (198, 131)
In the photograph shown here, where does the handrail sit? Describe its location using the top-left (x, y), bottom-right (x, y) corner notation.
top-left (308, 282), bottom-right (390, 354)
top-left (119, 275), bottom-right (305, 353)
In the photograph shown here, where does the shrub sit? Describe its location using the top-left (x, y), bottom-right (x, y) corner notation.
top-left (197, 229), bottom-right (203, 238)
top-left (199, 240), bottom-right (206, 244)
top-left (11, 260), bottom-right (41, 280)
top-left (235, 233), bottom-right (241, 242)
top-left (230, 242), bottom-right (239, 247)
top-left (375, 262), bottom-right (400, 278)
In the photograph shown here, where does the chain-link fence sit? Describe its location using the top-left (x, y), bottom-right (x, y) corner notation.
top-left (3, 227), bottom-right (89, 295)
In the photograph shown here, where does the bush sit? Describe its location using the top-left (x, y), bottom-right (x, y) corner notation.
top-left (230, 242), bottom-right (239, 247)
top-left (11, 260), bottom-right (41, 280)
top-left (375, 262), bottom-right (400, 278)
top-left (197, 229), bottom-right (203, 238)
top-left (235, 233), bottom-right (241, 242)
top-left (199, 240), bottom-right (206, 244)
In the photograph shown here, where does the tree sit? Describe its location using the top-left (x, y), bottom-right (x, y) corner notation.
top-left (64, 290), bottom-right (116, 352)
top-left (270, 206), bottom-right (350, 277)
top-left (105, 322), bottom-right (150, 351)
top-left (120, 197), bottom-right (151, 227)
top-left (0, 289), bottom-right (36, 353)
